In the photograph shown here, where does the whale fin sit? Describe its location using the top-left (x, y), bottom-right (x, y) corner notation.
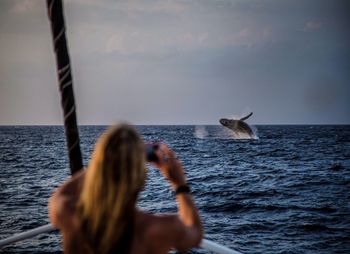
top-left (240, 112), bottom-right (253, 121)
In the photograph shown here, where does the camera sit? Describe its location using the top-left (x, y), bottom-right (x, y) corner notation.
top-left (145, 143), bottom-right (159, 162)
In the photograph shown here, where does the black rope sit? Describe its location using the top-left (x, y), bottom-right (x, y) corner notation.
top-left (46, 0), bottom-right (83, 175)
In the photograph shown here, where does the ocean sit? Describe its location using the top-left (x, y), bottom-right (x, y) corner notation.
top-left (0, 125), bottom-right (349, 253)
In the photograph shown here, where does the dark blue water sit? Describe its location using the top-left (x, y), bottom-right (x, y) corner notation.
top-left (1, 125), bottom-right (349, 253)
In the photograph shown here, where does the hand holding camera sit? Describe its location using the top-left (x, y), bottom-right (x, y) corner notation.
top-left (145, 143), bottom-right (187, 190)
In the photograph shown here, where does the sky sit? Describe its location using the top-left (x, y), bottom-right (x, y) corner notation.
top-left (0, 0), bottom-right (349, 125)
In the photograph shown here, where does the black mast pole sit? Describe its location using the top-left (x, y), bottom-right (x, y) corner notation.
top-left (46, 0), bottom-right (83, 175)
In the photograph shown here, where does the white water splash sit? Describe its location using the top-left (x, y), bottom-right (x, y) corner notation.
top-left (194, 125), bottom-right (208, 139)
top-left (194, 125), bottom-right (259, 140)
top-left (230, 124), bottom-right (259, 140)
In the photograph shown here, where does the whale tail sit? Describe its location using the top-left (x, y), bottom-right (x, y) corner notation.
top-left (240, 112), bottom-right (253, 121)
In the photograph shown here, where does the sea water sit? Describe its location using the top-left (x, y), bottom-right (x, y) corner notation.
top-left (0, 125), bottom-right (349, 253)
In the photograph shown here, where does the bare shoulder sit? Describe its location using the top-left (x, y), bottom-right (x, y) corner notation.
top-left (59, 170), bottom-right (85, 195)
top-left (49, 170), bottom-right (85, 228)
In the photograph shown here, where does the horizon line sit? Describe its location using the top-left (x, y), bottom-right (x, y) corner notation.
top-left (1, 123), bottom-right (349, 126)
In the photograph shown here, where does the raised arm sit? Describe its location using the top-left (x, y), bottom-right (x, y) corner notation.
top-left (154, 145), bottom-right (203, 251)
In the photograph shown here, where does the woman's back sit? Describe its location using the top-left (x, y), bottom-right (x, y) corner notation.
top-left (52, 173), bottom-right (194, 254)
top-left (49, 124), bottom-right (203, 253)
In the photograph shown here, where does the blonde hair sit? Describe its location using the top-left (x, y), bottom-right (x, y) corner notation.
top-left (78, 124), bottom-right (146, 253)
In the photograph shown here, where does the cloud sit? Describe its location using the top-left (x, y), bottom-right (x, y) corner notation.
top-left (59, 0), bottom-right (276, 57)
top-left (10, 0), bottom-right (40, 14)
top-left (103, 24), bottom-right (274, 55)
top-left (304, 20), bottom-right (322, 31)
top-left (219, 25), bottom-right (273, 49)
top-left (105, 33), bottom-right (146, 54)
top-left (105, 30), bottom-right (211, 55)
top-left (1, 0), bottom-right (349, 124)
top-left (122, 1), bottom-right (190, 14)
top-left (66, 0), bottom-right (190, 15)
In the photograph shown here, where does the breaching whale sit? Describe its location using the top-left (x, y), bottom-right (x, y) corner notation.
top-left (219, 112), bottom-right (254, 138)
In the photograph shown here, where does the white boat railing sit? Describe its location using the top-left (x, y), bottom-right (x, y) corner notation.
top-left (0, 224), bottom-right (55, 248)
top-left (201, 239), bottom-right (242, 254)
top-left (0, 224), bottom-right (242, 254)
